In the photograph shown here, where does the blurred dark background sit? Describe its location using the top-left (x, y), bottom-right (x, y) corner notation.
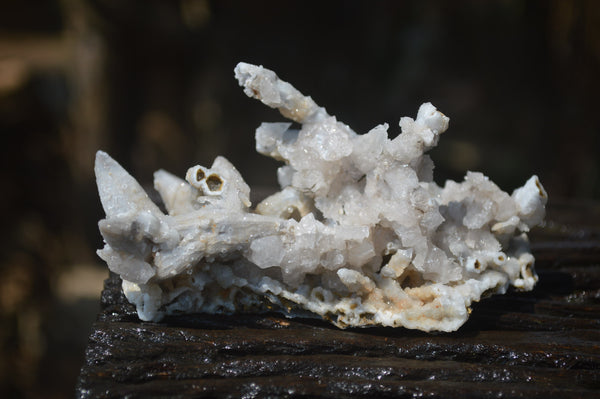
top-left (0, 0), bottom-right (598, 397)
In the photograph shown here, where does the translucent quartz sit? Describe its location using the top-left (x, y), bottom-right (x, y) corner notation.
top-left (95, 62), bottom-right (547, 332)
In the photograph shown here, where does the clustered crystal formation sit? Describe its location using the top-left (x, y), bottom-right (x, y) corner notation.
top-left (95, 62), bottom-right (547, 332)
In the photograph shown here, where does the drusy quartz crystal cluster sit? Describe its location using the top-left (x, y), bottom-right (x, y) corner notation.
top-left (95, 62), bottom-right (547, 332)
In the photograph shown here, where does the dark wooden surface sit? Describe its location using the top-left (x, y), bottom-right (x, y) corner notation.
top-left (77, 199), bottom-right (600, 398)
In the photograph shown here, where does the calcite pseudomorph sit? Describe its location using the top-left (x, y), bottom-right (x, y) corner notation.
top-left (95, 62), bottom-right (547, 332)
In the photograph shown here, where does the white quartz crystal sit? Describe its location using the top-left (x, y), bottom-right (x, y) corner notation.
top-left (95, 62), bottom-right (547, 332)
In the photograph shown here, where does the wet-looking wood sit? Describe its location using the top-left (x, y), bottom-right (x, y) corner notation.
top-left (76, 199), bottom-right (600, 398)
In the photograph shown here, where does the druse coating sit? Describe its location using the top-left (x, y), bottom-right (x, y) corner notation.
top-left (95, 62), bottom-right (546, 332)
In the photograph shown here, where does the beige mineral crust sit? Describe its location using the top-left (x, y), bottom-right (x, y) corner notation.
top-left (95, 62), bottom-right (547, 332)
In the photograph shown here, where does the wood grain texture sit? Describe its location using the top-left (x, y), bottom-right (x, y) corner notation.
top-left (77, 200), bottom-right (600, 398)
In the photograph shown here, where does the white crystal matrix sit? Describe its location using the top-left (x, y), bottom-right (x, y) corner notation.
top-left (95, 62), bottom-right (547, 332)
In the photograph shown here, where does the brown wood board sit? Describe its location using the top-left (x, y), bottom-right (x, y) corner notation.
top-left (76, 199), bottom-right (600, 398)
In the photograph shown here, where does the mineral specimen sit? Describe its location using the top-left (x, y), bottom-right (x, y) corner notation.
top-left (95, 62), bottom-right (547, 332)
